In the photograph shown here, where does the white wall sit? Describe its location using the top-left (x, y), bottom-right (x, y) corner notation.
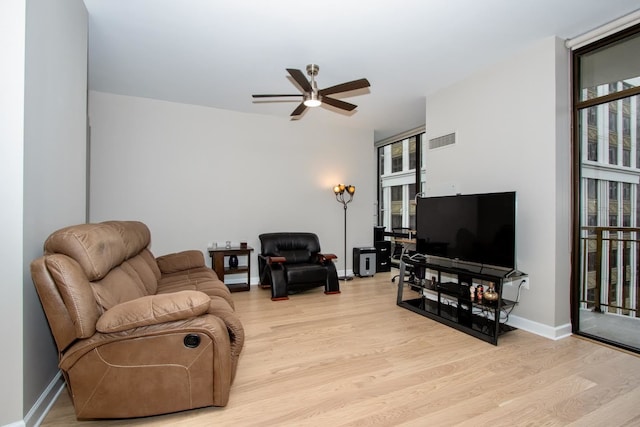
top-left (425, 36), bottom-right (572, 336)
top-left (2, 1), bottom-right (87, 425)
top-left (88, 92), bottom-right (375, 281)
top-left (0, 1), bottom-right (26, 425)
top-left (22, 1), bottom-right (88, 425)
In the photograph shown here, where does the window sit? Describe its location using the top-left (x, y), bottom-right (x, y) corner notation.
top-left (587, 178), bottom-right (598, 228)
top-left (408, 137), bottom-right (417, 170)
top-left (623, 182), bottom-right (631, 226)
top-left (587, 106), bottom-right (597, 126)
top-left (587, 178), bottom-right (597, 199)
top-left (587, 138), bottom-right (598, 163)
top-left (609, 143), bottom-right (618, 165)
top-left (610, 182), bottom-right (618, 200)
top-left (391, 141), bottom-right (403, 173)
top-left (391, 185), bottom-right (403, 228)
top-left (623, 148), bottom-right (631, 167)
top-left (623, 182), bottom-right (631, 200)
top-left (609, 182), bottom-right (619, 226)
top-left (588, 251), bottom-right (596, 270)
top-left (609, 107), bottom-right (618, 133)
top-left (408, 183), bottom-right (416, 230)
top-left (377, 131), bottom-right (425, 232)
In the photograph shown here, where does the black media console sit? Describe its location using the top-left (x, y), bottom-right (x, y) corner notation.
top-left (396, 255), bottom-right (525, 345)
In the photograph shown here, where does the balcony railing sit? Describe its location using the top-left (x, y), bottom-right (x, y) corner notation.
top-left (580, 226), bottom-right (640, 317)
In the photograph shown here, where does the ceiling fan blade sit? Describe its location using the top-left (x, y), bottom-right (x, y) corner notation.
top-left (322, 96), bottom-right (357, 111)
top-left (286, 68), bottom-right (313, 92)
top-left (318, 78), bottom-right (370, 96)
top-left (252, 94), bottom-right (302, 98)
top-left (291, 102), bottom-right (308, 116)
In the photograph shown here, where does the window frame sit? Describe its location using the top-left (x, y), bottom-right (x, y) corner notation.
top-left (376, 129), bottom-right (425, 232)
top-left (571, 22), bottom-right (640, 352)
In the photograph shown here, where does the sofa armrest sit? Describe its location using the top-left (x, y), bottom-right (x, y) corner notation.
top-left (96, 290), bottom-right (211, 333)
top-left (207, 297), bottom-right (245, 358)
top-left (156, 250), bottom-right (205, 274)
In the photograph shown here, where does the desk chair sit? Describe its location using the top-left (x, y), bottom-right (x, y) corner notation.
top-left (390, 228), bottom-right (416, 283)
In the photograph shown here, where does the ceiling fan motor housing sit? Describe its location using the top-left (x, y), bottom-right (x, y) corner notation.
top-left (306, 64), bottom-right (319, 76)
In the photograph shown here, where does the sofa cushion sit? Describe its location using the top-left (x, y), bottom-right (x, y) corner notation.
top-left (91, 265), bottom-right (150, 311)
top-left (121, 251), bottom-right (160, 295)
top-left (96, 290), bottom-right (211, 333)
top-left (157, 269), bottom-right (234, 309)
top-left (156, 250), bottom-right (206, 274)
top-left (45, 254), bottom-right (101, 339)
top-left (101, 221), bottom-right (151, 259)
top-left (44, 221), bottom-right (151, 281)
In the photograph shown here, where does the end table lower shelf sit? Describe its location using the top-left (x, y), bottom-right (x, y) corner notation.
top-left (226, 282), bottom-right (250, 292)
top-left (208, 246), bottom-right (254, 292)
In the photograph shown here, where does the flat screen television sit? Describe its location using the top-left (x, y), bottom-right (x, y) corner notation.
top-left (415, 191), bottom-right (517, 270)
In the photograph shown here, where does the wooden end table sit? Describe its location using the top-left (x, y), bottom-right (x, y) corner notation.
top-left (208, 246), bottom-right (254, 292)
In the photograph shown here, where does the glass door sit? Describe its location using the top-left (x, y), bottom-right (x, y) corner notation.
top-left (573, 26), bottom-right (640, 353)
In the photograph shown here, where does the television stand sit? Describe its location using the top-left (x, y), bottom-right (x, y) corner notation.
top-left (504, 269), bottom-right (522, 278)
top-left (397, 256), bottom-right (523, 345)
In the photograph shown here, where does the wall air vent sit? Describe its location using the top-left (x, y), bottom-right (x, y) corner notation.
top-left (429, 132), bottom-right (456, 150)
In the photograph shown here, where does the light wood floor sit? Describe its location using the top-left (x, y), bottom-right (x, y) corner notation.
top-left (41, 274), bottom-right (640, 426)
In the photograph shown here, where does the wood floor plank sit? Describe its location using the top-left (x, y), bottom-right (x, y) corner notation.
top-left (39, 274), bottom-right (640, 426)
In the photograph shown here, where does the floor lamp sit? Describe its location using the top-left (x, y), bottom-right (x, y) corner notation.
top-left (333, 184), bottom-right (355, 281)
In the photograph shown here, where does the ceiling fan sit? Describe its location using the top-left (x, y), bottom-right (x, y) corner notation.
top-left (252, 64), bottom-right (370, 118)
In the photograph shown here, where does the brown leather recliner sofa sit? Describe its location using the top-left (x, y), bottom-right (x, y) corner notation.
top-left (30, 220), bottom-right (244, 419)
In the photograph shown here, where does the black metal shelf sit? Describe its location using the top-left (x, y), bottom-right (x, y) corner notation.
top-left (396, 257), bottom-right (521, 345)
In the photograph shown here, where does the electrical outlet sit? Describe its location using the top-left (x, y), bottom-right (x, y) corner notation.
top-left (505, 276), bottom-right (529, 290)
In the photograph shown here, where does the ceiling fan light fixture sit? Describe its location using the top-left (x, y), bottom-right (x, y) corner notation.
top-left (303, 93), bottom-right (322, 107)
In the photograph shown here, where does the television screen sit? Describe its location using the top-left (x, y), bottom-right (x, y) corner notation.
top-left (416, 192), bottom-right (516, 270)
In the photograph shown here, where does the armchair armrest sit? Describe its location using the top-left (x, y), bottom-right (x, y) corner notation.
top-left (258, 254), bottom-right (287, 264)
top-left (318, 253), bottom-right (337, 263)
top-left (156, 250), bottom-right (205, 274)
top-left (96, 290), bottom-right (211, 333)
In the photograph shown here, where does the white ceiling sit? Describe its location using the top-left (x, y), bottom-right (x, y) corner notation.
top-left (83, 0), bottom-right (640, 141)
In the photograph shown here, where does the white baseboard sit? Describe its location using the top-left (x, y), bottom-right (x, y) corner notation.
top-left (24, 371), bottom-right (66, 427)
top-left (2, 421), bottom-right (25, 427)
top-left (507, 315), bottom-right (572, 340)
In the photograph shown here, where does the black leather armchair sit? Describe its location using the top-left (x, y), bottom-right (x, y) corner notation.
top-left (258, 232), bottom-right (340, 300)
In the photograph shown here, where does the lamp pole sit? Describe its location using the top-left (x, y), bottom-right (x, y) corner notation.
top-left (333, 184), bottom-right (355, 281)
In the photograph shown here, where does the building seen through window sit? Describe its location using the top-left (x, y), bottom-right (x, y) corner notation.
top-left (377, 133), bottom-right (424, 233)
